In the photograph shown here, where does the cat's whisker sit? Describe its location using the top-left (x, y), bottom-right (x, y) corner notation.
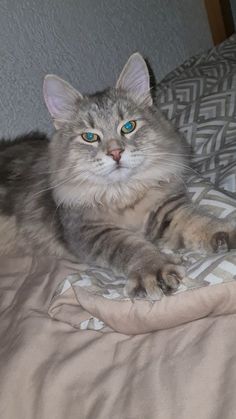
top-left (144, 156), bottom-right (199, 177)
top-left (159, 160), bottom-right (200, 176)
top-left (56, 175), bottom-right (91, 207)
top-left (143, 160), bottom-right (188, 186)
top-left (50, 200), bottom-right (62, 230)
top-left (37, 166), bottom-right (78, 175)
top-left (155, 152), bottom-right (201, 158)
top-left (140, 145), bottom-right (227, 160)
top-left (139, 151), bottom-right (201, 175)
top-left (31, 173), bottom-right (78, 198)
top-left (37, 162), bottom-right (93, 175)
top-left (156, 152), bottom-right (213, 162)
top-left (161, 160), bottom-right (201, 176)
top-left (31, 171), bottom-right (88, 208)
top-left (137, 147), bottom-right (192, 155)
top-left (154, 159), bottom-right (201, 177)
top-left (138, 151), bottom-right (198, 159)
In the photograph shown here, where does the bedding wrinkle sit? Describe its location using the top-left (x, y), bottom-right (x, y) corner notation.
top-left (1, 257), bottom-right (236, 418)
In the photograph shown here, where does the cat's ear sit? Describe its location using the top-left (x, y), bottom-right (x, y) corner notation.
top-left (116, 53), bottom-right (152, 106)
top-left (43, 75), bottom-right (83, 129)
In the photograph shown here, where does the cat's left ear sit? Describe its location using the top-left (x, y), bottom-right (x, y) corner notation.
top-left (116, 53), bottom-right (153, 106)
top-left (43, 75), bottom-right (83, 129)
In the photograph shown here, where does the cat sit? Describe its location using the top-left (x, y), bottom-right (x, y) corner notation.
top-left (0, 53), bottom-right (235, 299)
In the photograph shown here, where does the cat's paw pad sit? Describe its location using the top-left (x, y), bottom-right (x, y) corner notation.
top-left (211, 231), bottom-right (229, 253)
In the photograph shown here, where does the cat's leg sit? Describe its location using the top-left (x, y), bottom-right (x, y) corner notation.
top-left (159, 205), bottom-right (236, 253)
top-left (67, 223), bottom-right (185, 299)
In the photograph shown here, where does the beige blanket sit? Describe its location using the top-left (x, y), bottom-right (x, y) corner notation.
top-left (48, 254), bottom-right (236, 334)
top-left (1, 253), bottom-right (236, 419)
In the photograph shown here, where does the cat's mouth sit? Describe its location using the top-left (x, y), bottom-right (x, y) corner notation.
top-left (111, 162), bottom-right (128, 172)
top-left (106, 162), bottom-right (130, 179)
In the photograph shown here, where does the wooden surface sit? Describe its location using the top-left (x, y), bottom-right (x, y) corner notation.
top-left (204, 0), bottom-right (235, 45)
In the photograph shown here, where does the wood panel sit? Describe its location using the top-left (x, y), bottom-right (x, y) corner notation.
top-left (204, 0), bottom-right (235, 45)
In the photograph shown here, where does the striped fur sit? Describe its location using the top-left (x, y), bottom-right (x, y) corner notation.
top-left (0, 53), bottom-right (236, 299)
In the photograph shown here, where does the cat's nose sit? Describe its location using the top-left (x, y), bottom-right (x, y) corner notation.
top-left (107, 148), bottom-right (123, 162)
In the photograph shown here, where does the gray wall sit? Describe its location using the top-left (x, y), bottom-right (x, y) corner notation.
top-left (0, 0), bottom-right (212, 137)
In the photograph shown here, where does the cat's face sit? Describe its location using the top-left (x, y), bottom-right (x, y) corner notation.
top-left (52, 90), bottom-right (159, 184)
top-left (43, 54), bottom-right (185, 206)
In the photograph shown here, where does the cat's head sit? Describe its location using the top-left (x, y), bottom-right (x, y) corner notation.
top-left (43, 53), bottom-right (185, 208)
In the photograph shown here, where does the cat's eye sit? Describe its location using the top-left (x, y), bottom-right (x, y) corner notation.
top-left (81, 132), bottom-right (100, 143)
top-left (121, 120), bottom-right (136, 135)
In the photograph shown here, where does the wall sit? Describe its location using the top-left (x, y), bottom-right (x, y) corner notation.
top-left (0, 0), bottom-right (212, 137)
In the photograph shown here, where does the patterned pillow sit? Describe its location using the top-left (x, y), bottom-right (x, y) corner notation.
top-left (156, 34), bottom-right (236, 121)
top-left (156, 34), bottom-right (236, 194)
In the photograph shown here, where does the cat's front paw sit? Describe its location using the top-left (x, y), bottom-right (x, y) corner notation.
top-left (124, 263), bottom-right (185, 301)
top-left (184, 222), bottom-right (232, 254)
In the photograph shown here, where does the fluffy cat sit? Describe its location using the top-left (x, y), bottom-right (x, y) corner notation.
top-left (0, 53), bottom-right (235, 299)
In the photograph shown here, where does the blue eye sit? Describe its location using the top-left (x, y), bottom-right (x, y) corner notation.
top-left (81, 132), bottom-right (100, 142)
top-left (121, 120), bottom-right (136, 134)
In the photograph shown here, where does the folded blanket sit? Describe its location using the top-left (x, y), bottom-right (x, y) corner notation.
top-left (48, 254), bottom-right (236, 334)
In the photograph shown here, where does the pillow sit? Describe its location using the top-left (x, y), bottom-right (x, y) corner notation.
top-left (156, 34), bottom-right (236, 121)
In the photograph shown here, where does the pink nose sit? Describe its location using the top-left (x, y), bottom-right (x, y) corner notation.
top-left (108, 148), bottom-right (123, 162)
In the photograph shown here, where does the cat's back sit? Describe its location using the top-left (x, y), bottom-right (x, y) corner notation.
top-left (0, 131), bottom-right (49, 178)
top-left (0, 131), bottom-right (50, 213)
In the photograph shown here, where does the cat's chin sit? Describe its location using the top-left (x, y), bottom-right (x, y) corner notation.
top-left (105, 165), bottom-right (131, 183)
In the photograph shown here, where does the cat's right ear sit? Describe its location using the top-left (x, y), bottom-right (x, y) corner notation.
top-left (43, 75), bottom-right (83, 129)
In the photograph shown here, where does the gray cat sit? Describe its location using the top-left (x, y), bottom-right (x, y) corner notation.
top-left (0, 53), bottom-right (235, 299)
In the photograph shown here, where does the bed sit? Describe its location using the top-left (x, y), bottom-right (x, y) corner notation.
top-left (1, 35), bottom-right (236, 419)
